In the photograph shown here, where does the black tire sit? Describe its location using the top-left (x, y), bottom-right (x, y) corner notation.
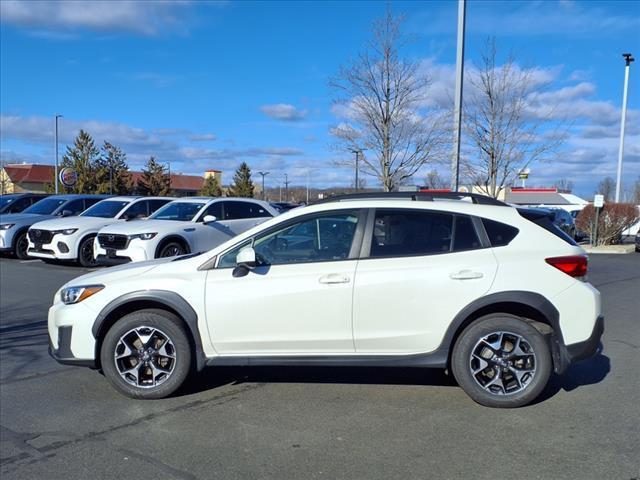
top-left (157, 241), bottom-right (186, 258)
top-left (78, 236), bottom-right (98, 267)
top-left (100, 309), bottom-right (192, 399)
top-left (451, 314), bottom-right (552, 408)
top-left (14, 231), bottom-right (30, 260)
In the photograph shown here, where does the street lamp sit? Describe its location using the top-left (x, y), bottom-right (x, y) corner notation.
top-left (451, 0), bottom-right (466, 192)
top-left (257, 171), bottom-right (270, 200)
top-left (283, 173), bottom-right (290, 202)
top-left (349, 148), bottom-right (366, 192)
top-left (54, 114), bottom-right (63, 194)
top-left (615, 53), bottom-right (634, 202)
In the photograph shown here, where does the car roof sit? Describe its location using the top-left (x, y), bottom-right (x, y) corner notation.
top-left (45, 194), bottom-right (112, 200)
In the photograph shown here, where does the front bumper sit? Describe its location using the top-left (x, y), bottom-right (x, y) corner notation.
top-left (49, 327), bottom-right (97, 368)
top-left (0, 230), bottom-right (14, 251)
top-left (96, 254), bottom-right (131, 266)
top-left (28, 237), bottom-right (76, 260)
top-left (554, 315), bottom-right (604, 374)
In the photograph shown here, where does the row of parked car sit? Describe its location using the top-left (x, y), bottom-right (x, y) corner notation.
top-left (0, 192), bottom-right (299, 267)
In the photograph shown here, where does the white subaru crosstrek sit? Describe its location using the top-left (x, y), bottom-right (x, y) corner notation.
top-left (93, 197), bottom-right (278, 265)
top-left (27, 196), bottom-right (172, 267)
top-left (48, 193), bottom-right (603, 408)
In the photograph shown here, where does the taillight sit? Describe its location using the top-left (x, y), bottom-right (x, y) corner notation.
top-left (545, 255), bottom-right (588, 277)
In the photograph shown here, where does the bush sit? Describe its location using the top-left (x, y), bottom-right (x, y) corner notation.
top-left (576, 203), bottom-right (640, 246)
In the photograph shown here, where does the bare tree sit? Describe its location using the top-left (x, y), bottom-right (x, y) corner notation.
top-left (463, 39), bottom-right (566, 198)
top-left (632, 177), bottom-right (640, 204)
top-left (553, 178), bottom-right (574, 192)
top-left (424, 169), bottom-right (448, 189)
top-left (597, 177), bottom-right (615, 202)
top-left (330, 10), bottom-right (447, 191)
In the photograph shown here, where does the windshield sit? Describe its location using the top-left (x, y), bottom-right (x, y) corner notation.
top-left (81, 200), bottom-right (130, 218)
top-left (22, 198), bottom-right (66, 215)
top-left (150, 202), bottom-right (205, 221)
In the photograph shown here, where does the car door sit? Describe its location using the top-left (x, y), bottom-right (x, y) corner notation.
top-left (203, 209), bottom-right (364, 355)
top-left (192, 201), bottom-right (234, 251)
top-left (352, 208), bottom-right (498, 354)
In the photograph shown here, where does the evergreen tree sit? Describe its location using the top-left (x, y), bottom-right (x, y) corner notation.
top-left (200, 175), bottom-right (222, 197)
top-left (137, 156), bottom-right (170, 196)
top-left (59, 129), bottom-right (100, 193)
top-left (228, 162), bottom-right (254, 198)
top-left (95, 142), bottom-right (132, 194)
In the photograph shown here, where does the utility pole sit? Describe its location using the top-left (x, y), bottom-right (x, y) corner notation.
top-left (257, 171), bottom-right (270, 200)
top-left (54, 114), bottom-right (62, 194)
top-left (283, 173), bottom-right (290, 202)
top-left (451, 0), bottom-right (466, 192)
top-left (306, 170), bottom-right (310, 203)
top-left (615, 53), bottom-right (634, 202)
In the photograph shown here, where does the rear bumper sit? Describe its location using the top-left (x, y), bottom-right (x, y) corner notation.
top-left (554, 315), bottom-right (604, 374)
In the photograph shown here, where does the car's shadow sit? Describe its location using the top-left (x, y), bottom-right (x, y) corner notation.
top-left (178, 352), bottom-right (611, 403)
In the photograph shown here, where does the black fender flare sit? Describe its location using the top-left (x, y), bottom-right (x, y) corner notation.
top-left (155, 235), bottom-right (191, 258)
top-left (435, 290), bottom-right (568, 373)
top-left (92, 290), bottom-right (207, 370)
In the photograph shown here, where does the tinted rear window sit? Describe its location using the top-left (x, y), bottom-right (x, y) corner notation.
top-left (517, 209), bottom-right (577, 246)
top-left (482, 219), bottom-right (519, 247)
top-left (454, 215), bottom-right (481, 251)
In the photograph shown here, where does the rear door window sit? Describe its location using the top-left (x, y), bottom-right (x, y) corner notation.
top-left (453, 215), bottom-right (481, 252)
top-left (370, 210), bottom-right (454, 257)
top-left (223, 201), bottom-right (271, 220)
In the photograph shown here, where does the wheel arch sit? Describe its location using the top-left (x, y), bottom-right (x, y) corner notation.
top-left (92, 290), bottom-right (206, 371)
top-left (11, 226), bottom-right (30, 250)
top-left (76, 231), bottom-right (98, 256)
top-left (441, 291), bottom-right (568, 374)
top-left (154, 235), bottom-right (191, 258)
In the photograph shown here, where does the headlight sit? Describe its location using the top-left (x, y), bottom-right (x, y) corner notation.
top-left (60, 285), bottom-right (104, 304)
top-left (129, 232), bottom-right (158, 240)
top-left (0, 224), bottom-right (14, 230)
top-left (52, 228), bottom-right (78, 235)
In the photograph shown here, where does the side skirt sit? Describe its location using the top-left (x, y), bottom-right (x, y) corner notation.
top-left (205, 350), bottom-right (448, 368)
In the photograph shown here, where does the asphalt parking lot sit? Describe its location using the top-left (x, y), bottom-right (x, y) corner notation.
top-left (0, 255), bottom-right (638, 480)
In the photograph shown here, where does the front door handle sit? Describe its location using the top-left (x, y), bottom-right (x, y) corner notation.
top-left (319, 273), bottom-right (350, 284)
top-left (450, 270), bottom-right (484, 280)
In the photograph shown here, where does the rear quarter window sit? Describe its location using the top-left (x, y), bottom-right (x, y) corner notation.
top-left (482, 218), bottom-right (519, 247)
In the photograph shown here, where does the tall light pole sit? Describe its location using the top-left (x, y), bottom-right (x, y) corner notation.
top-left (451, 0), bottom-right (466, 192)
top-left (349, 148), bottom-right (366, 191)
top-left (54, 114), bottom-right (63, 194)
top-left (283, 173), bottom-right (290, 202)
top-left (257, 171), bottom-right (270, 200)
top-left (615, 53), bottom-right (634, 203)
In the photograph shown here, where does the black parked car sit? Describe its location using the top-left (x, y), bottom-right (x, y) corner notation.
top-left (0, 193), bottom-right (48, 214)
top-left (531, 207), bottom-right (577, 239)
top-left (635, 231), bottom-right (639, 252)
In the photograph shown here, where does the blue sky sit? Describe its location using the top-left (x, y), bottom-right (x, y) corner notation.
top-left (1, 0), bottom-right (639, 198)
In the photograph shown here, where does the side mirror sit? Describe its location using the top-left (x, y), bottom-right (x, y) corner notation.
top-left (203, 215), bottom-right (217, 224)
top-left (123, 212), bottom-right (136, 221)
top-left (61, 209), bottom-right (73, 217)
top-left (232, 247), bottom-right (256, 278)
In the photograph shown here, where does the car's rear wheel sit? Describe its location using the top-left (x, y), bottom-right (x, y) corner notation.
top-left (78, 236), bottom-right (98, 267)
top-left (14, 231), bottom-right (29, 259)
top-left (158, 241), bottom-right (186, 258)
top-left (451, 314), bottom-right (552, 408)
top-left (101, 309), bottom-right (192, 399)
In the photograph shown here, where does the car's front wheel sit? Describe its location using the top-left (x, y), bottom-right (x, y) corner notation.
top-left (451, 314), bottom-right (552, 408)
top-left (78, 235), bottom-right (98, 267)
top-left (14, 231), bottom-right (29, 259)
top-left (100, 309), bottom-right (192, 399)
top-left (158, 241), bottom-right (186, 258)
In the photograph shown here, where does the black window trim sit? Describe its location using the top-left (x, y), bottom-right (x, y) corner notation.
top-left (212, 207), bottom-right (367, 269)
top-left (359, 207), bottom-right (491, 261)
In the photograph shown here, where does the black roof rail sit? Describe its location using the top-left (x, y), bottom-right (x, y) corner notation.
top-left (314, 191), bottom-right (509, 207)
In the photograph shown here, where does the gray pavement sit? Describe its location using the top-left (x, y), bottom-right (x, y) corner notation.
top-left (1, 255), bottom-right (639, 479)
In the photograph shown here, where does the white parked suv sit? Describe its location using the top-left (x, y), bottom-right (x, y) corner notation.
top-left (93, 197), bottom-right (278, 265)
top-left (48, 192), bottom-right (603, 407)
top-left (28, 196), bottom-right (171, 266)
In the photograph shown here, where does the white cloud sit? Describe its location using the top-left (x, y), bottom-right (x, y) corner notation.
top-left (0, 0), bottom-right (195, 36)
top-left (260, 104), bottom-right (308, 121)
top-left (187, 133), bottom-right (217, 142)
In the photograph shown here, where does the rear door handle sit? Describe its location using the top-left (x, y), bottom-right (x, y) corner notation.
top-left (450, 270), bottom-right (484, 280)
top-left (319, 273), bottom-right (350, 284)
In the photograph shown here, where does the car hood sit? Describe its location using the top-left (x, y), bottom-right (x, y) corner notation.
top-left (31, 216), bottom-right (120, 231)
top-left (99, 219), bottom-right (194, 235)
top-left (0, 213), bottom-right (55, 227)
top-left (61, 256), bottom-right (177, 289)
